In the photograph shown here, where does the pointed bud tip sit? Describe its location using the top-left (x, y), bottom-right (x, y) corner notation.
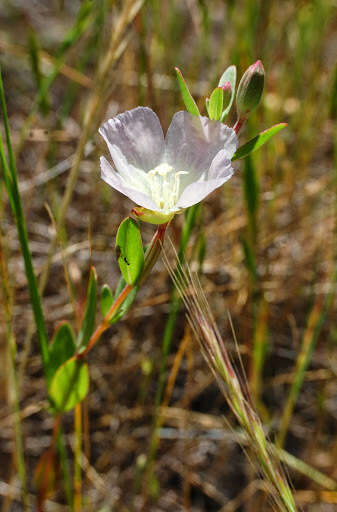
top-left (221, 81), bottom-right (232, 92)
top-left (251, 60), bottom-right (264, 73)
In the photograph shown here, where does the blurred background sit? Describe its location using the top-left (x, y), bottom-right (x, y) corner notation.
top-left (0, 0), bottom-right (337, 510)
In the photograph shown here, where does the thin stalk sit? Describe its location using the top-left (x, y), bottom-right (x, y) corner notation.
top-left (0, 70), bottom-right (50, 381)
top-left (0, 228), bottom-right (29, 510)
top-left (74, 404), bottom-right (82, 512)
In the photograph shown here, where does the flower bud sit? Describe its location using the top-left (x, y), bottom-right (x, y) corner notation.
top-left (221, 81), bottom-right (232, 92)
top-left (221, 81), bottom-right (232, 105)
top-left (236, 60), bottom-right (265, 117)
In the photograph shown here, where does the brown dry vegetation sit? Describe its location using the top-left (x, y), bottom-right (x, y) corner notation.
top-left (0, 0), bottom-right (337, 511)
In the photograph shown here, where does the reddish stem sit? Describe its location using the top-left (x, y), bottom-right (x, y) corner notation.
top-left (78, 283), bottom-right (132, 358)
top-left (233, 116), bottom-right (246, 134)
top-left (77, 222), bottom-right (169, 359)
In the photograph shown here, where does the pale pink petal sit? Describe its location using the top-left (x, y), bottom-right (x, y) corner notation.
top-left (165, 111), bottom-right (237, 188)
top-left (176, 177), bottom-right (232, 209)
top-left (176, 149), bottom-right (234, 208)
top-left (99, 107), bottom-right (165, 178)
top-left (100, 157), bottom-right (158, 210)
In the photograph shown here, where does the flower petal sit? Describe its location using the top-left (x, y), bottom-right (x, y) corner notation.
top-left (100, 157), bottom-right (158, 210)
top-left (99, 107), bottom-right (165, 177)
top-left (176, 177), bottom-right (232, 209)
top-left (176, 149), bottom-right (234, 208)
top-left (205, 148), bottom-right (234, 180)
top-left (165, 111), bottom-right (238, 187)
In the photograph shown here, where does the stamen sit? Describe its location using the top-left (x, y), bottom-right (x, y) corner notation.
top-left (147, 164), bottom-right (188, 212)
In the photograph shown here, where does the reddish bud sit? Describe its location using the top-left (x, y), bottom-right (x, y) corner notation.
top-left (221, 81), bottom-right (232, 92)
top-left (236, 60), bottom-right (265, 117)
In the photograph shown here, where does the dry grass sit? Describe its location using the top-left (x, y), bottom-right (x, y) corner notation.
top-left (0, 1), bottom-right (337, 511)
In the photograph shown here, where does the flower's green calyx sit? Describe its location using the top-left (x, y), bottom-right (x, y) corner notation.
top-left (132, 207), bottom-right (175, 225)
top-left (236, 60), bottom-right (265, 117)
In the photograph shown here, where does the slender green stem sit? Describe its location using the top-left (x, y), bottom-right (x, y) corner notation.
top-left (74, 404), bottom-right (82, 512)
top-left (0, 227), bottom-right (29, 510)
top-left (0, 69), bottom-right (50, 382)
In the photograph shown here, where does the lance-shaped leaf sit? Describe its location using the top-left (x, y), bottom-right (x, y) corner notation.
top-left (100, 283), bottom-right (113, 317)
top-left (116, 217), bottom-right (144, 285)
top-left (208, 87), bottom-right (224, 121)
top-left (48, 322), bottom-right (76, 379)
top-left (49, 357), bottom-right (89, 412)
top-left (232, 123), bottom-right (287, 161)
top-left (219, 65), bottom-right (236, 120)
top-left (77, 266), bottom-right (97, 351)
top-left (175, 67), bottom-right (200, 116)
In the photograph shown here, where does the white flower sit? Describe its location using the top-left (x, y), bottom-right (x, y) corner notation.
top-left (99, 107), bottom-right (238, 221)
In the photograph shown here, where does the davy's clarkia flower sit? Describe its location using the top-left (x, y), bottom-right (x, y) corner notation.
top-left (99, 107), bottom-right (238, 223)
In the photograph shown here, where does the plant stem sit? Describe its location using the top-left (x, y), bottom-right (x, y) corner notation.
top-left (78, 221), bottom-right (168, 359)
top-left (234, 116), bottom-right (246, 134)
top-left (74, 404), bottom-right (82, 512)
top-left (0, 226), bottom-right (29, 510)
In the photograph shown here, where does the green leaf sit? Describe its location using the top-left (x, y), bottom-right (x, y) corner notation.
top-left (77, 267), bottom-right (97, 352)
top-left (28, 30), bottom-right (49, 116)
top-left (109, 276), bottom-right (138, 324)
top-left (219, 65), bottom-right (236, 120)
top-left (208, 88), bottom-right (224, 121)
top-left (116, 217), bottom-right (144, 285)
top-left (49, 357), bottom-right (89, 412)
top-left (232, 123), bottom-right (287, 161)
top-left (100, 283), bottom-right (113, 317)
top-left (175, 67), bottom-right (200, 116)
top-left (48, 323), bottom-right (76, 379)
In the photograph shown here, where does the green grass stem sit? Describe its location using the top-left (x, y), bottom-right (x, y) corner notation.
top-left (0, 69), bottom-right (50, 381)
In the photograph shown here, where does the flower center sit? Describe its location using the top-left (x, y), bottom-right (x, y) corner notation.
top-left (147, 163), bottom-right (188, 211)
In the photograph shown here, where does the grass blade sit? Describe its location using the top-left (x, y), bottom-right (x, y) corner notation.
top-left (0, 69), bottom-right (50, 381)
